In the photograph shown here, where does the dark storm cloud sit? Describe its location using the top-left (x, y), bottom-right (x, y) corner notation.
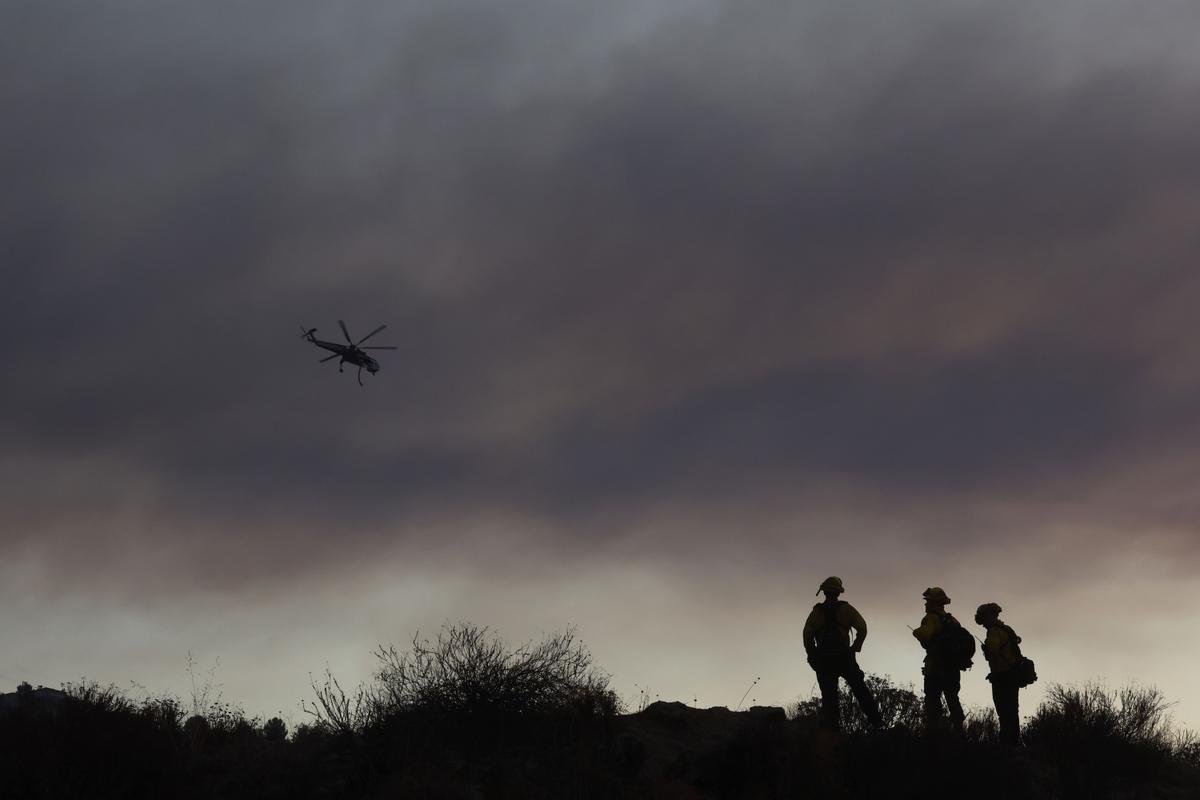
top-left (6, 0), bottom-right (1200, 586)
top-left (524, 343), bottom-right (1150, 506)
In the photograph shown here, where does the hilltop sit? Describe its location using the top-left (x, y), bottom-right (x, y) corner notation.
top-left (2, 625), bottom-right (1198, 798)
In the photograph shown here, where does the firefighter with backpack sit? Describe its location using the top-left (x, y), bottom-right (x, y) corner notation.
top-left (803, 576), bottom-right (883, 730)
top-left (912, 586), bottom-right (973, 733)
top-left (975, 602), bottom-right (1037, 746)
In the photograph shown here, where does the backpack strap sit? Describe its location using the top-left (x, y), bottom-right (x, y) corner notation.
top-left (821, 600), bottom-right (846, 628)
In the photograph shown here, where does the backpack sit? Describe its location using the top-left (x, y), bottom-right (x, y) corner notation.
top-left (814, 601), bottom-right (850, 654)
top-left (934, 613), bottom-right (976, 671)
top-left (999, 624), bottom-right (1038, 688)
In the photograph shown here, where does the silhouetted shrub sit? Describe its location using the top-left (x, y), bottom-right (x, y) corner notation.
top-left (141, 694), bottom-right (186, 734)
top-left (1026, 682), bottom-right (1174, 750)
top-left (962, 705), bottom-right (1000, 744)
top-left (371, 623), bottom-right (621, 719)
top-left (1025, 683), bottom-right (1182, 798)
top-left (184, 713), bottom-right (211, 752)
top-left (0, 681), bottom-right (179, 798)
top-left (63, 679), bottom-right (136, 713)
top-left (263, 716), bottom-right (288, 742)
top-left (1174, 731), bottom-right (1200, 767)
top-left (305, 665), bottom-right (379, 735)
top-left (790, 674), bottom-right (922, 733)
top-left (296, 624), bottom-right (628, 796)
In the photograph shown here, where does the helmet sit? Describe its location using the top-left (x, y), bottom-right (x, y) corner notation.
top-left (816, 576), bottom-right (845, 596)
top-left (975, 602), bottom-right (1002, 623)
top-left (922, 586), bottom-right (951, 605)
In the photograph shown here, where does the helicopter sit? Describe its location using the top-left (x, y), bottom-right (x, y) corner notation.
top-left (300, 320), bottom-right (397, 386)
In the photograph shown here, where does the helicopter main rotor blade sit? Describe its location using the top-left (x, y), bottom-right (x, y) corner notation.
top-left (360, 345), bottom-right (397, 350)
top-left (337, 319), bottom-right (354, 345)
top-left (319, 353), bottom-right (340, 363)
top-left (356, 324), bottom-right (387, 345)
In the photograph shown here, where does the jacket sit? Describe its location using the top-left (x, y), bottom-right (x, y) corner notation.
top-left (803, 600), bottom-right (867, 657)
top-left (912, 611), bottom-right (960, 670)
top-left (982, 622), bottom-right (1021, 674)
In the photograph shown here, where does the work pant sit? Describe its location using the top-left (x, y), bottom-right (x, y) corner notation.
top-left (990, 672), bottom-right (1020, 745)
top-left (813, 652), bottom-right (882, 729)
top-left (923, 666), bottom-right (964, 730)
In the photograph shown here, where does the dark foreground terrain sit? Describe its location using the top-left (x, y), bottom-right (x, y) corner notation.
top-left (5, 683), bottom-right (1198, 799)
top-left (3, 627), bottom-right (1198, 798)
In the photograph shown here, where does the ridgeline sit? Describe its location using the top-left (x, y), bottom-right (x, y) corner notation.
top-left (2, 624), bottom-right (1197, 799)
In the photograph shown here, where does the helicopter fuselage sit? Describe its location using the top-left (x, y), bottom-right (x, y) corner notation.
top-left (307, 336), bottom-right (380, 372)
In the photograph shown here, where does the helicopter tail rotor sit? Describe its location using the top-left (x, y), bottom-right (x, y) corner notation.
top-left (300, 326), bottom-right (318, 339)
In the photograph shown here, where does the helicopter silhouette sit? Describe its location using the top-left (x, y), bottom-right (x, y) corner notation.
top-left (301, 320), bottom-right (397, 385)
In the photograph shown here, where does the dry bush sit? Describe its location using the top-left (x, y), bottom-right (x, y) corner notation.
top-left (1026, 683), bottom-right (1176, 751)
top-left (304, 666), bottom-right (378, 735)
top-left (262, 716), bottom-right (288, 742)
top-left (62, 681), bottom-right (135, 714)
top-left (1173, 729), bottom-right (1200, 767)
top-left (963, 706), bottom-right (999, 744)
top-left (1025, 682), bottom-right (1182, 796)
top-left (790, 674), bottom-right (922, 733)
top-left (373, 623), bottom-right (620, 718)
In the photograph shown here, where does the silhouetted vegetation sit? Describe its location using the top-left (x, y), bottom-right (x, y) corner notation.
top-left (791, 673), bottom-right (922, 733)
top-left (1, 627), bottom-right (1198, 798)
top-left (374, 624), bottom-right (620, 717)
top-left (304, 623), bottom-right (620, 736)
top-left (1024, 683), bottom-right (1198, 798)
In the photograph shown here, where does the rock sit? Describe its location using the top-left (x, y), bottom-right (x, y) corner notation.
top-left (0, 685), bottom-right (67, 713)
top-left (743, 705), bottom-right (787, 722)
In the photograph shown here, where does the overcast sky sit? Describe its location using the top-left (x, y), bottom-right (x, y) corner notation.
top-left (3, 0), bottom-right (1200, 727)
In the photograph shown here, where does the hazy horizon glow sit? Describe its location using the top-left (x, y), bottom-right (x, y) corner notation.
top-left (3, 0), bottom-right (1200, 727)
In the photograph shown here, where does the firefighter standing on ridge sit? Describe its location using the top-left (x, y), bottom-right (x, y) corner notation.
top-left (803, 577), bottom-right (883, 730)
top-left (912, 586), bottom-right (968, 733)
top-left (976, 602), bottom-right (1029, 746)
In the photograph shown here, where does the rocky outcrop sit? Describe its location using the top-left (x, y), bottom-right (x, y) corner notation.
top-left (0, 684), bottom-right (67, 713)
top-left (617, 701), bottom-right (789, 792)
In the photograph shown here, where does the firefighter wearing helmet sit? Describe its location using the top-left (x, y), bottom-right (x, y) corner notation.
top-left (802, 577), bottom-right (883, 730)
top-left (912, 587), bottom-right (969, 733)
